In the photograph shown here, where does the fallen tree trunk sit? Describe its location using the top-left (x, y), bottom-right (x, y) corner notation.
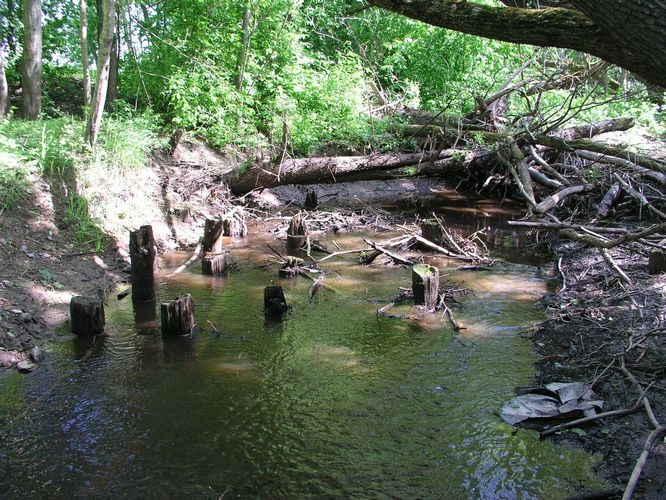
top-left (228, 150), bottom-right (491, 194)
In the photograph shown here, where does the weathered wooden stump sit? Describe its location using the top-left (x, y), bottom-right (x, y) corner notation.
top-left (264, 286), bottom-right (288, 317)
top-left (202, 254), bottom-right (227, 276)
top-left (130, 225), bottom-right (158, 302)
top-left (70, 296), bottom-right (105, 336)
top-left (203, 218), bottom-right (224, 254)
top-left (304, 189), bottom-right (318, 210)
top-left (420, 219), bottom-right (444, 246)
top-left (223, 217), bottom-right (247, 238)
top-left (649, 240), bottom-right (666, 274)
top-left (286, 213), bottom-right (307, 253)
top-left (161, 294), bottom-right (195, 335)
top-left (412, 264), bottom-right (440, 308)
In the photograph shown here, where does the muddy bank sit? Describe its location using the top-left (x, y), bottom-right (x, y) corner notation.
top-left (532, 238), bottom-right (666, 498)
top-left (0, 140), bottom-right (238, 369)
top-left (245, 177), bottom-right (454, 210)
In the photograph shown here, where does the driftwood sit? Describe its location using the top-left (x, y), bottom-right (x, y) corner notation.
top-left (598, 183), bottom-right (622, 218)
top-left (363, 239), bottom-right (414, 265)
top-left (535, 184), bottom-right (591, 213)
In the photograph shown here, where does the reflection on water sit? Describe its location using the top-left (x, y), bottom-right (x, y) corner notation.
top-left (0, 223), bottom-right (604, 498)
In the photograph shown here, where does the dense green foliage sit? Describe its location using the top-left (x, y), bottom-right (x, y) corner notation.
top-left (1, 0), bottom-right (663, 154)
top-left (0, 112), bottom-right (162, 247)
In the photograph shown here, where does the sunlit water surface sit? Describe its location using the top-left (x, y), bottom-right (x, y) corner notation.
top-left (0, 220), bottom-right (604, 498)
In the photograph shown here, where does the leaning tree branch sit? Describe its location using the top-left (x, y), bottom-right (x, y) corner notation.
top-left (368, 0), bottom-right (666, 87)
top-left (558, 223), bottom-right (666, 249)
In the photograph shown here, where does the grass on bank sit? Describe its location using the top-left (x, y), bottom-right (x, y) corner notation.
top-left (0, 110), bottom-right (163, 251)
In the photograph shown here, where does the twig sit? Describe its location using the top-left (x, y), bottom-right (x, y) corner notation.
top-left (540, 395), bottom-right (645, 438)
top-left (599, 248), bottom-right (632, 284)
top-left (165, 238), bottom-right (203, 277)
top-left (622, 426), bottom-right (666, 500)
top-left (207, 320), bottom-right (221, 337)
top-left (557, 257), bottom-right (566, 293)
top-left (364, 239), bottom-right (414, 265)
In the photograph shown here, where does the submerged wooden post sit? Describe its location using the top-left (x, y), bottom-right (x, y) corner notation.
top-left (130, 225), bottom-right (158, 302)
top-left (223, 217), bottom-right (247, 238)
top-left (70, 296), bottom-right (105, 336)
top-left (202, 254), bottom-right (227, 276)
top-left (264, 286), bottom-right (288, 317)
top-left (286, 212), bottom-right (307, 253)
top-left (412, 264), bottom-right (440, 308)
top-left (161, 294), bottom-right (195, 335)
top-left (203, 218), bottom-right (224, 253)
top-left (420, 219), bottom-right (444, 246)
top-left (304, 189), bottom-right (318, 210)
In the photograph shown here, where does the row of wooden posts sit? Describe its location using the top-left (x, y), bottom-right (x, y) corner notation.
top-left (70, 219), bottom-right (241, 337)
top-left (70, 211), bottom-right (448, 337)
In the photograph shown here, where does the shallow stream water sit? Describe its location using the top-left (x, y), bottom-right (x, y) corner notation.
top-left (0, 207), bottom-right (605, 498)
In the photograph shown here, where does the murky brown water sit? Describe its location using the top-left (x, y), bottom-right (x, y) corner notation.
top-left (0, 217), bottom-right (605, 498)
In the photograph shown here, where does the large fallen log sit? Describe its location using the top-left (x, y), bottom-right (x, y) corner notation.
top-left (229, 150), bottom-right (492, 194)
top-left (228, 152), bottom-right (439, 193)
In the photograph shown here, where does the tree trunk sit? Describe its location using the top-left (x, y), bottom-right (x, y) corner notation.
top-left (86, 0), bottom-right (117, 145)
top-left (227, 150), bottom-right (480, 194)
top-left (70, 296), bottom-right (105, 336)
top-left (6, 0), bottom-right (17, 54)
top-left (235, 0), bottom-right (252, 92)
top-left (79, 0), bottom-right (91, 107)
top-left (21, 0), bottom-right (42, 120)
top-left (0, 56), bottom-right (8, 118)
top-left (368, 0), bottom-right (666, 88)
top-left (106, 4), bottom-right (120, 111)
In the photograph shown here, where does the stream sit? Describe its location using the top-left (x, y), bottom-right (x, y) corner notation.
top-left (0, 205), bottom-right (606, 498)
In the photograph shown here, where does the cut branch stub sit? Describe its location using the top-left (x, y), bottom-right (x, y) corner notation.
top-left (420, 219), bottom-right (444, 247)
top-left (70, 296), bottom-right (105, 336)
top-left (202, 254), bottom-right (227, 276)
top-left (286, 212), bottom-right (307, 253)
top-left (160, 294), bottom-right (195, 335)
top-left (264, 286), bottom-right (288, 317)
top-left (412, 264), bottom-right (440, 308)
top-left (203, 218), bottom-right (225, 253)
top-left (130, 225), bottom-right (158, 302)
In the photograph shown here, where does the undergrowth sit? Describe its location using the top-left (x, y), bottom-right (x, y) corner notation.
top-left (0, 111), bottom-right (162, 249)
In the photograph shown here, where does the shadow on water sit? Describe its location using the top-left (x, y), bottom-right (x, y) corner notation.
top-left (0, 198), bottom-right (607, 498)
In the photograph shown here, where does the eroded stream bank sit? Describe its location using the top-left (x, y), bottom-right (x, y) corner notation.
top-left (0, 215), bottom-right (611, 498)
